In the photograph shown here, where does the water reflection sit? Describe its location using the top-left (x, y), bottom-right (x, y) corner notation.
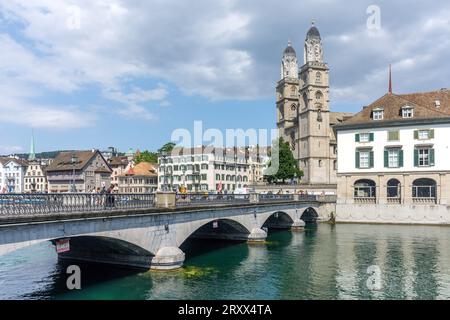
top-left (2, 223), bottom-right (450, 300)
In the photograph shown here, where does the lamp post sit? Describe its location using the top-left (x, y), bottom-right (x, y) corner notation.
top-left (161, 151), bottom-right (168, 191)
top-left (71, 153), bottom-right (78, 193)
top-left (252, 164), bottom-right (256, 192)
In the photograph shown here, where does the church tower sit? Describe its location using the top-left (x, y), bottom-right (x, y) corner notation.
top-left (298, 22), bottom-right (332, 184)
top-left (276, 41), bottom-right (300, 154)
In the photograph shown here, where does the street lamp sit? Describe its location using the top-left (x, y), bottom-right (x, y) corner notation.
top-left (252, 164), bottom-right (256, 192)
top-left (161, 151), bottom-right (171, 191)
top-left (71, 153), bottom-right (78, 193)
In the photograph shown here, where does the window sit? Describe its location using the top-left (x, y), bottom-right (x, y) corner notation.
top-left (359, 151), bottom-right (370, 168)
top-left (402, 107), bottom-right (413, 118)
top-left (415, 148), bottom-right (434, 167)
top-left (412, 178), bottom-right (436, 200)
top-left (388, 130), bottom-right (399, 141)
top-left (373, 109), bottom-right (384, 120)
top-left (354, 179), bottom-right (376, 198)
top-left (356, 132), bottom-right (374, 142)
top-left (388, 149), bottom-right (399, 168)
top-left (384, 148), bottom-right (403, 168)
top-left (315, 72), bottom-right (322, 83)
top-left (415, 129), bottom-right (434, 140)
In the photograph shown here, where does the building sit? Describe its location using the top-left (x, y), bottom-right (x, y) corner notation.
top-left (334, 88), bottom-right (450, 224)
top-left (23, 131), bottom-right (48, 193)
top-left (45, 150), bottom-right (112, 193)
top-left (24, 161), bottom-right (48, 193)
top-left (157, 147), bottom-right (269, 192)
top-left (117, 162), bottom-right (158, 194)
top-left (0, 157), bottom-right (28, 193)
top-left (108, 156), bottom-right (132, 192)
top-left (276, 22), bottom-right (352, 185)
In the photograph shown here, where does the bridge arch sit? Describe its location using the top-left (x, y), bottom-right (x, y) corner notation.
top-left (262, 211), bottom-right (295, 230)
top-left (52, 235), bottom-right (155, 268)
top-left (178, 218), bottom-right (251, 248)
top-left (301, 207), bottom-right (319, 223)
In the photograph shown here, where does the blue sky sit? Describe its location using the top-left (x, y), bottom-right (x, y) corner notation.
top-left (1, 0), bottom-right (450, 155)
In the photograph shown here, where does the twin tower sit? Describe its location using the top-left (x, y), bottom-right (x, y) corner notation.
top-left (276, 22), bottom-right (341, 185)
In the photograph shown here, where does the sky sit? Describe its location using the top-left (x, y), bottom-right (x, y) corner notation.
top-left (0, 0), bottom-right (450, 155)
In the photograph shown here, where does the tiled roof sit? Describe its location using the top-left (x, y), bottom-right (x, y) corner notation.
top-left (0, 157), bottom-right (28, 166)
top-left (119, 162), bottom-right (158, 177)
top-left (46, 150), bottom-right (110, 172)
top-left (342, 90), bottom-right (450, 125)
top-left (108, 156), bottom-right (129, 166)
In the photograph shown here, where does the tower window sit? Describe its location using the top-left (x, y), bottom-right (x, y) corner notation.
top-left (316, 72), bottom-right (322, 83)
top-left (315, 91), bottom-right (323, 101)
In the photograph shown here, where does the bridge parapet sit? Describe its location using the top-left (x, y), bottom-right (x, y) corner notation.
top-left (0, 192), bottom-right (335, 219)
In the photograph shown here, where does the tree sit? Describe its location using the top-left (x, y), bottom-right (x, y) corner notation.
top-left (134, 151), bottom-right (158, 164)
top-left (158, 142), bottom-right (176, 154)
top-left (264, 138), bottom-right (303, 183)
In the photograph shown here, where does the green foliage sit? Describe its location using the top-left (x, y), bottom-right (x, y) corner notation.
top-left (134, 142), bottom-right (177, 164)
top-left (134, 150), bottom-right (158, 164)
top-left (158, 142), bottom-right (176, 153)
top-left (264, 138), bottom-right (303, 183)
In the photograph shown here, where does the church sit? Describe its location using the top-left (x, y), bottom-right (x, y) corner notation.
top-left (276, 22), bottom-right (352, 185)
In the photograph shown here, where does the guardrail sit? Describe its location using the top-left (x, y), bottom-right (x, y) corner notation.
top-left (0, 193), bottom-right (335, 216)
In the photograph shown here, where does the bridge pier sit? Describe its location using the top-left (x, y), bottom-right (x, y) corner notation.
top-left (150, 247), bottom-right (185, 271)
top-left (247, 228), bottom-right (267, 243)
top-left (291, 219), bottom-right (306, 231)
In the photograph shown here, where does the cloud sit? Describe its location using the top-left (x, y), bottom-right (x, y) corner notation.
top-left (1, 0), bottom-right (450, 119)
top-left (0, 145), bottom-right (24, 155)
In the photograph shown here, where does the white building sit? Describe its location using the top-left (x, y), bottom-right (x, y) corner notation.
top-left (334, 89), bottom-right (450, 224)
top-left (0, 158), bottom-right (28, 193)
top-left (157, 147), bottom-right (269, 193)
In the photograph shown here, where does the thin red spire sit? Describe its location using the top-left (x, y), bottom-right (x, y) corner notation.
top-left (388, 64), bottom-right (392, 94)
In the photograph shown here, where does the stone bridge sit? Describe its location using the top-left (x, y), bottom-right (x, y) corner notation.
top-left (0, 194), bottom-right (336, 270)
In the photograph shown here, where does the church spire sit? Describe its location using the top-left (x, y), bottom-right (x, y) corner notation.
top-left (388, 64), bottom-right (393, 94)
top-left (28, 130), bottom-right (36, 161)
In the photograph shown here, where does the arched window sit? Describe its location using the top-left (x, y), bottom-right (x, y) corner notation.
top-left (387, 179), bottom-right (401, 199)
top-left (354, 179), bottom-right (376, 200)
top-left (291, 104), bottom-right (297, 111)
top-left (412, 178), bottom-right (436, 201)
top-left (315, 91), bottom-right (323, 102)
top-left (315, 72), bottom-right (322, 83)
top-left (302, 93), bottom-right (308, 110)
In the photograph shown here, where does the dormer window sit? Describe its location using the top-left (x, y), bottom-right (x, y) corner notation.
top-left (373, 108), bottom-right (384, 121)
top-left (402, 106), bottom-right (414, 118)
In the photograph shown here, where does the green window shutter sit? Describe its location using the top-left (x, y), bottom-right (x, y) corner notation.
top-left (384, 150), bottom-right (389, 167)
top-left (414, 130), bottom-right (419, 140)
top-left (430, 149), bottom-right (435, 166)
top-left (429, 129), bottom-right (435, 139)
top-left (355, 134), bottom-right (360, 142)
top-left (355, 151), bottom-right (360, 169)
top-left (369, 151), bottom-right (374, 168)
top-left (414, 149), bottom-right (419, 167)
top-left (369, 133), bottom-right (374, 142)
top-left (399, 150), bottom-right (404, 167)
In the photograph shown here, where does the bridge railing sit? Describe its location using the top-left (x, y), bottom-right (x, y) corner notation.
top-left (0, 192), bottom-right (335, 216)
top-left (176, 193), bottom-right (250, 207)
top-left (0, 193), bottom-right (155, 216)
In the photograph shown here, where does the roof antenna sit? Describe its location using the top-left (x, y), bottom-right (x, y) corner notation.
top-left (388, 64), bottom-right (393, 94)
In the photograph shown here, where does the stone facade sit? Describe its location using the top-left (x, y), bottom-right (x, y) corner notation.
top-left (277, 23), bottom-right (352, 185)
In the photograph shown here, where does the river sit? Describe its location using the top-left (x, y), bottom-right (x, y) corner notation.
top-left (1, 223), bottom-right (450, 300)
